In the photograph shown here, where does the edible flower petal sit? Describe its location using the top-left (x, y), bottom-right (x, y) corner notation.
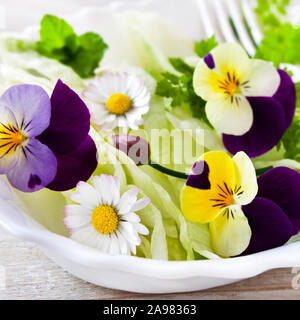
top-left (47, 135), bottom-right (98, 192)
top-left (181, 151), bottom-right (257, 257)
top-left (223, 69), bottom-right (296, 157)
top-left (241, 167), bottom-right (300, 255)
top-left (0, 81), bottom-right (97, 192)
top-left (38, 79), bottom-right (91, 155)
top-left (193, 43), bottom-right (280, 135)
top-left (83, 72), bottom-right (151, 131)
top-left (64, 174), bottom-right (150, 255)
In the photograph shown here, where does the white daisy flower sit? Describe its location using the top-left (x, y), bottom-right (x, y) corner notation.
top-left (63, 174), bottom-right (150, 256)
top-left (82, 72), bottom-right (151, 131)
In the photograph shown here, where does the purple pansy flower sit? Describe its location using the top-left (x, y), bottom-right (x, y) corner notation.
top-left (193, 43), bottom-right (296, 158)
top-left (0, 80), bottom-right (97, 192)
top-left (223, 69), bottom-right (296, 158)
top-left (242, 167), bottom-right (300, 255)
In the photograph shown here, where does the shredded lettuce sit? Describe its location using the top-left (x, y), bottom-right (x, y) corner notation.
top-left (88, 128), bottom-right (220, 260)
top-left (0, 35), bottom-right (84, 94)
top-left (116, 11), bottom-right (194, 78)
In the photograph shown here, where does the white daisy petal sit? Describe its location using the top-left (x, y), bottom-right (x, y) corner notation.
top-left (118, 188), bottom-right (139, 214)
top-left (70, 182), bottom-right (100, 209)
top-left (119, 221), bottom-right (140, 244)
top-left (93, 174), bottom-right (113, 205)
top-left (63, 214), bottom-right (91, 230)
top-left (83, 72), bottom-right (151, 131)
top-left (65, 174), bottom-right (148, 257)
top-left (123, 212), bottom-right (141, 223)
top-left (116, 230), bottom-right (130, 255)
top-left (130, 197), bottom-right (151, 212)
top-left (99, 237), bottom-right (111, 252)
top-left (111, 176), bottom-right (121, 206)
top-left (90, 105), bottom-right (110, 125)
top-left (109, 233), bottom-right (121, 255)
top-left (71, 226), bottom-right (100, 247)
top-left (82, 89), bottom-right (106, 104)
top-left (101, 113), bottom-right (116, 124)
top-left (64, 204), bottom-right (91, 216)
top-left (135, 223), bottom-right (149, 236)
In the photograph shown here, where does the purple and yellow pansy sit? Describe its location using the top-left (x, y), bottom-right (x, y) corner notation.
top-left (0, 80), bottom-right (97, 193)
top-left (193, 43), bottom-right (296, 158)
top-left (181, 151), bottom-right (300, 257)
top-left (181, 151), bottom-right (257, 257)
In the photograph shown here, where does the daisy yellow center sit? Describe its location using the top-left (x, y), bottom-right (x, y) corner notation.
top-left (91, 205), bottom-right (119, 235)
top-left (216, 71), bottom-right (240, 96)
top-left (106, 93), bottom-right (131, 115)
top-left (0, 124), bottom-right (27, 156)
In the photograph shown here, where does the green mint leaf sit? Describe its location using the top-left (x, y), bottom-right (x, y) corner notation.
top-left (37, 15), bottom-right (76, 58)
top-left (36, 14), bottom-right (108, 78)
top-left (194, 35), bottom-right (218, 58)
top-left (68, 32), bottom-right (108, 78)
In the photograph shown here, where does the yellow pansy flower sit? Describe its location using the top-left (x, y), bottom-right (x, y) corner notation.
top-left (181, 151), bottom-right (258, 257)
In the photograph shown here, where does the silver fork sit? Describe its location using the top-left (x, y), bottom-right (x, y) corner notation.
top-left (195, 0), bottom-right (264, 57)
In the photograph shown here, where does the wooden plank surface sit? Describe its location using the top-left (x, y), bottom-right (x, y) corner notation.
top-left (1, 226), bottom-right (300, 300)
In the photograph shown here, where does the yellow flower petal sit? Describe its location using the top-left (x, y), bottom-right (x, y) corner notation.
top-left (181, 151), bottom-right (236, 223)
top-left (201, 151), bottom-right (236, 191)
top-left (181, 186), bottom-right (223, 223)
top-left (193, 43), bottom-right (250, 101)
top-left (209, 206), bottom-right (251, 257)
top-left (193, 59), bottom-right (224, 101)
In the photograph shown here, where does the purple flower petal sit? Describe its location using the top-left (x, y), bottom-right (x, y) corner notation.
top-left (47, 135), bottom-right (97, 191)
top-left (242, 197), bottom-right (294, 255)
top-left (257, 167), bottom-right (300, 234)
top-left (273, 69), bottom-right (296, 129)
top-left (223, 97), bottom-right (286, 158)
top-left (0, 84), bottom-right (51, 137)
top-left (6, 138), bottom-right (57, 192)
top-left (204, 53), bottom-right (215, 69)
top-left (186, 161), bottom-right (210, 189)
top-left (38, 80), bottom-right (90, 155)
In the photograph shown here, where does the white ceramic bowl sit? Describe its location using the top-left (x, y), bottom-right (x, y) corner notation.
top-left (1, 0), bottom-right (300, 294)
top-left (1, 197), bottom-right (300, 293)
